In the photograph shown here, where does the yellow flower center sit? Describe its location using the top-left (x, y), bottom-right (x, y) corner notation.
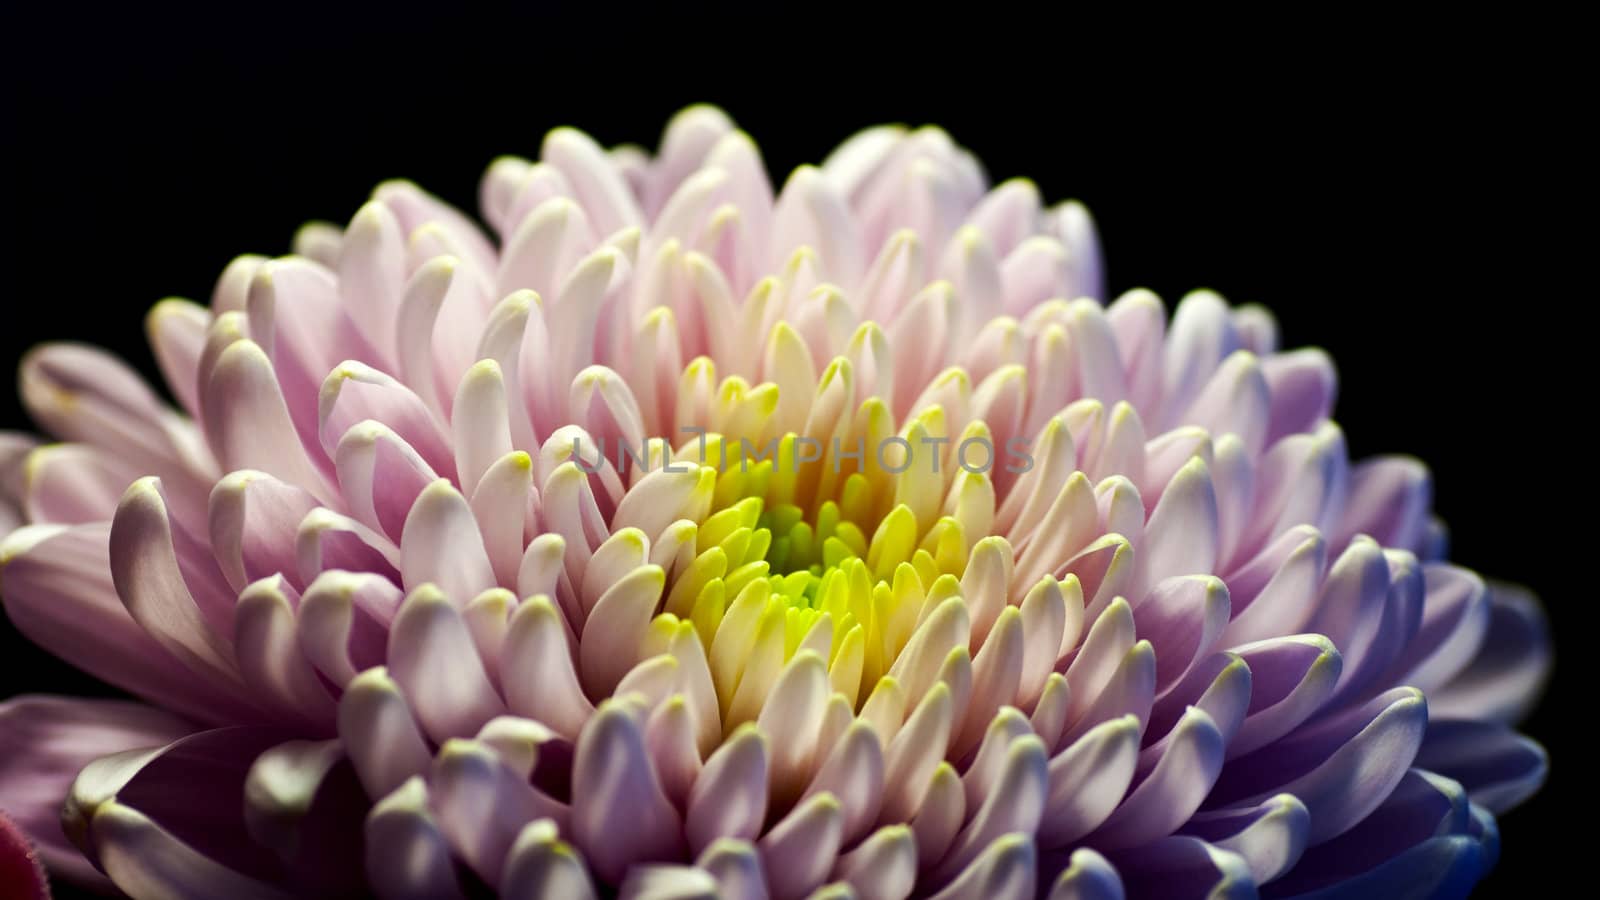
top-left (647, 421), bottom-right (980, 729)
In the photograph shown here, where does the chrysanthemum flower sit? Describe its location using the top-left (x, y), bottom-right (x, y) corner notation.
top-left (0, 105), bottom-right (1550, 899)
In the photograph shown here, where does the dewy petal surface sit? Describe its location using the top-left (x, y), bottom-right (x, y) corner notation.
top-left (0, 104), bottom-right (1548, 899)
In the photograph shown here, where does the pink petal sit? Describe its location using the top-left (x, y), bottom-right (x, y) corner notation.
top-left (386, 585), bottom-right (505, 741)
top-left (336, 668), bottom-right (433, 800)
top-left (0, 695), bottom-right (192, 891)
top-left (0, 524), bottom-right (246, 721)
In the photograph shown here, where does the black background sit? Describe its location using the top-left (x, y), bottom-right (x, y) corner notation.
top-left (1, 6), bottom-right (1584, 896)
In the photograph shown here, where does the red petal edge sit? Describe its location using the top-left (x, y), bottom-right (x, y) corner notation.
top-left (0, 808), bottom-right (51, 900)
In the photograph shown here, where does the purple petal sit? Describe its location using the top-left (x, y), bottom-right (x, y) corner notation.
top-left (1141, 457), bottom-right (1218, 587)
top-left (1238, 426), bottom-right (1346, 556)
top-left (147, 298), bottom-right (212, 418)
top-left (64, 726), bottom-right (300, 893)
top-left (1324, 549), bottom-right (1422, 703)
top-left (760, 792), bottom-right (844, 900)
top-left (1039, 715), bottom-right (1141, 848)
top-left (336, 668), bottom-right (433, 801)
top-left (1134, 575), bottom-right (1230, 694)
top-left (1208, 687), bottom-right (1426, 843)
top-left (687, 726), bottom-right (768, 855)
top-left (572, 701), bottom-right (685, 884)
top-left (20, 343), bottom-right (213, 488)
top-left (499, 818), bottom-right (598, 900)
top-left (1226, 635), bottom-right (1341, 759)
top-left (934, 736), bottom-right (1047, 881)
top-left (1384, 562), bottom-right (1489, 692)
top-left (1042, 847), bottom-right (1124, 900)
top-left (233, 576), bottom-right (336, 727)
top-left (833, 824), bottom-right (916, 900)
top-left (242, 739), bottom-right (367, 892)
top-left (1415, 720), bottom-right (1547, 814)
top-left (1260, 348), bottom-right (1335, 447)
top-left (1148, 652), bottom-right (1252, 751)
top-left (617, 864), bottom-right (718, 899)
top-left (246, 257), bottom-right (379, 452)
top-left (1105, 290), bottom-right (1165, 429)
top-left (81, 803), bottom-right (294, 900)
top-left (502, 596), bottom-right (595, 741)
top-left (804, 720), bottom-right (885, 845)
top-left (1428, 582), bottom-right (1550, 725)
top-left (363, 777), bottom-right (465, 900)
top-left (1261, 769), bottom-right (1488, 898)
top-left (110, 477), bottom-right (251, 684)
top-left (925, 833), bottom-right (1035, 900)
top-left (1061, 599), bottom-right (1135, 730)
top-left (202, 340), bottom-right (335, 501)
top-left (430, 739), bottom-right (570, 886)
top-left (295, 507), bottom-right (401, 585)
top-left (319, 361), bottom-right (455, 481)
top-left (696, 838), bottom-right (769, 900)
top-left (337, 201), bottom-right (407, 364)
top-left (1058, 641), bottom-right (1155, 748)
top-left (1092, 708), bottom-right (1225, 850)
top-left (1105, 836), bottom-right (1254, 900)
top-left (1184, 350), bottom-right (1269, 458)
top-left (1160, 291), bottom-right (1240, 430)
top-left (333, 420), bottom-right (440, 542)
top-left (909, 763), bottom-right (963, 868)
top-left (1303, 536), bottom-right (1388, 696)
top-left (1220, 525), bottom-right (1325, 649)
top-left (399, 479), bottom-right (496, 602)
top-left (1181, 794), bottom-right (1309, 885)
top-left (296, 570), bottom-right (397, 690)
top-left (1331, 456), bottom-right (1430, 555)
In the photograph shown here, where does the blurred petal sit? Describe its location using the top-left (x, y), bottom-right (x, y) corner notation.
top-left (0, 696), bottom-right (191, 889)
top-left (1415, 720), bottom-right (1548, 814)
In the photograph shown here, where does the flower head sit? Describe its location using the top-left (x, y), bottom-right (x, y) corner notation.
top-left (0, 105), bottom-right (1549, 899)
